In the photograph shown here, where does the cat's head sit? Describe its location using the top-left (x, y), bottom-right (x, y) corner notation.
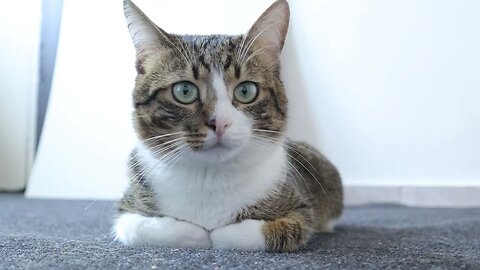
top-left (124, 0), bottom-right (290, 163)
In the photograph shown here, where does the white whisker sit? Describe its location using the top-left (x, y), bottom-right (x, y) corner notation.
top-left (129, 138), bottom-right (185, 171)
top-left (239, 24), bottom-right (276, 66)
top-left (236, 34), bottom-right (248, 64)
top-left (84, 200), bottom-right (97, 210)
top-left (285, 153), bottom-right (328, 198)
top-left (251, 128), bottom-right (282, 134)
top-left (251, 134), bottom-right (329, 198)
top-left (243, 45), bottom-right (276, 64)
top-left (142, 132), bottom-right (184, 143)
top-left (129, 141), bottom-right (186, 185)
top-left (167, 35), bottom-right (193, 70)
top-left (175, 35), bottom-right (195, 70)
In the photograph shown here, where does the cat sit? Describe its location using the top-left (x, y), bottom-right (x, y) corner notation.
top-left (113, 0), bottom-right (343, 252)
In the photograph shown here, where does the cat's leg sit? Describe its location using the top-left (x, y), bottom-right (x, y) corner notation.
top-left (114, 212), bottom-right (211, 248)
top-left (262, 211), bottom-right (315, 252)
top-left (210, 211), bottom-right (314, 252)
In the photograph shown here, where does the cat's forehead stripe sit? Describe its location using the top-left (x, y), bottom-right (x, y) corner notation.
top-left (192, 65), bottom-right (199, 80)
top-left (198, 54), bottom-right (211, 72)
top-left (235, 65), bottom-right (241, 79)
top-left (223, 55), bottom-right (232, 71)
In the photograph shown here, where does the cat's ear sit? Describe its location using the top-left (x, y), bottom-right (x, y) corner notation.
top-left (123, 0), bottom-right (172, 71)
top-left (244, 0), bottom-right (290, 64)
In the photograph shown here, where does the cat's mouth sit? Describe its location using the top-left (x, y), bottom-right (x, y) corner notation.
top-left (201, 140), bottom-right (231, 151)
top-left (200, 133), bottom-right (233, 150)
top-left (191, 136), bottom-right (244, 163)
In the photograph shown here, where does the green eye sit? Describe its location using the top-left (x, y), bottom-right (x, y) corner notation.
top-left (172, 81), bottom-right (199, 104)
top-left (234, 81), bottom-right (258, 104)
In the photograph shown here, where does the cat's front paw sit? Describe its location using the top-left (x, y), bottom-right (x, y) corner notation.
top-left (210, 219), bottom-right (266, 251)
top-left (114, 213), bottom-right (211, 248)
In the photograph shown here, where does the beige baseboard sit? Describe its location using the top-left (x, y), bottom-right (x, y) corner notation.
top-left (344, 186), bottom-right (480, 207)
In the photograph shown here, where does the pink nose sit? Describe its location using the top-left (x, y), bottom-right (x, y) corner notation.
top-left (207, 118), bottom-right (232, 138)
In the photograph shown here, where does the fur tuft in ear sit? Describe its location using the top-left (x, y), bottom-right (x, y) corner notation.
top-left (123, 0), bottom-right (172, 72)
top-left (242, 0), bottom-right (290, 65)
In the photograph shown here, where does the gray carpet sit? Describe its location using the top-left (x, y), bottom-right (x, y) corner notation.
top-left (1, 194), bottom-right (479, 269)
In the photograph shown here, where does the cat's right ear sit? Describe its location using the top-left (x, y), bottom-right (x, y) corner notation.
top-left (243, 0), bottom-right (290, 65)
top-left (123, 0), bottom-right (172, 73)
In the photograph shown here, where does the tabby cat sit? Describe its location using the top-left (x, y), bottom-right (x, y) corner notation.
top-left (114, 0), bottom-right (343, 252)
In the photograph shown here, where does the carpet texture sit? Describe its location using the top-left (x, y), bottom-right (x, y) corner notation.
top-left (1, 194), bottom-right (479, 269)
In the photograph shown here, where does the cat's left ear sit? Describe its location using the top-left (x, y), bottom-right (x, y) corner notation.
top-left (244, 0), bottom-right (290, 64)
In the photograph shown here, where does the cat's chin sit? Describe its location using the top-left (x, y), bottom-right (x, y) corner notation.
top-left (192, 145), bottom-right (242, 163)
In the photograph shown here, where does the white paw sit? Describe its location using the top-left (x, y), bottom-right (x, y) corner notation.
top-left (210, 219), bottom-right (266, 251)
top-left (113, 213), bottom-right (211, 248)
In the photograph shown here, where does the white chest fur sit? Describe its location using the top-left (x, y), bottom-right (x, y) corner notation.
top-left (137, 143), bottom-right (287, 230)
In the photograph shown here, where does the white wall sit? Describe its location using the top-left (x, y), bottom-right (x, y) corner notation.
top-left (285, 0), bottom-right (480, 188)
top-left (0, 1), bottom-right (40, 191)
top-left (28, 0), bottom-right (480, 204)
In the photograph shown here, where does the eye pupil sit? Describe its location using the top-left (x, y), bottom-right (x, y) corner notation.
top-left (172, 82), bottom-right (198, 104)
top-left (234, 81), bottom-right (257, 104)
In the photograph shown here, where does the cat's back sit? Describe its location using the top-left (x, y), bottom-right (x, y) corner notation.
top-left (285, 140), bottom-right (343, 229)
